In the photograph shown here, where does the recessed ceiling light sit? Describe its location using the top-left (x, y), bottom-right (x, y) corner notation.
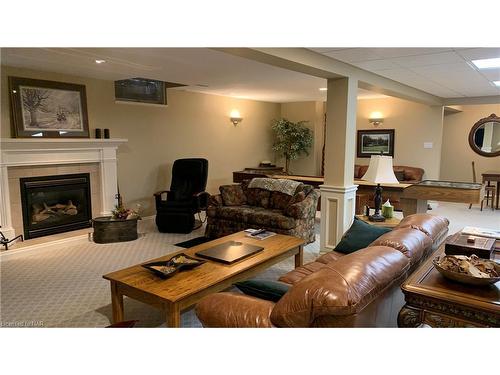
top-left (95, 59), bottom-right (106, 64)
top-left (319, 87), bottom-right (327, 91)
top-left (494, 81), bottom-right (500, 87)
top-left (471, 57), bottom-right (500, 69)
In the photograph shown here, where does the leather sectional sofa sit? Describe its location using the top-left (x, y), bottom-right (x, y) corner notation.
top-left (196, 213), bottom-right (449, 328)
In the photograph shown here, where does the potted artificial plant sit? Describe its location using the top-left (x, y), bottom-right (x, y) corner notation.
top-left (271, 118), bottom-right (313, 174)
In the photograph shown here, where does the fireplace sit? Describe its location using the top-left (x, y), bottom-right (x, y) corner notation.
top-left (20, 173), bottom-right (92, 239)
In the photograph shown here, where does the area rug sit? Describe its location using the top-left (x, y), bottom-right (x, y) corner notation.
top-left (174, 236), bottom-right (210, 248)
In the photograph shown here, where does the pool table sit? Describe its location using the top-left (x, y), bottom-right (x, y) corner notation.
top-left (401, 180), bottom-right (482, 216)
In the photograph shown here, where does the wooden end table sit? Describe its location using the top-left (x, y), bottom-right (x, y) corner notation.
top-left (103, 231), bottom-right (304, 327)
top-left (355, 215), bottom-right (401, 228)
top-left (398, 239), bottom-right (500, 327)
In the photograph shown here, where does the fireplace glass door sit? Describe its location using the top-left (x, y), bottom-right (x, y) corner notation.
top-left (20, 173), bottom-right (92, 239)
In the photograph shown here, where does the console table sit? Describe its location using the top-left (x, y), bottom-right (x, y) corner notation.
top-left (233, 166), bottom-right (284, 183)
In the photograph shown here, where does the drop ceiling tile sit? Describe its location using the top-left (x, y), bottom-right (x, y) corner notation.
top-left (391, 52), bottom-right (464, 68)
top-left (370, 48), bottom-right (453, 58)
top-left (352, 59), bottom-right (401, 71)
top-left (455, 48), bottom-right (500, 61)
top-left (407, 81), bottom-right (463, 97)
top-left (457, 86), bottom-right (500, 97)
top-left (373, 68), bottom-right (429, 84)
top-left (410, 62), bottom-right (477, 81)
top-left (321, 48), bottom-right (383, 62)
top-left (480, 68), bottom-right (500, 81)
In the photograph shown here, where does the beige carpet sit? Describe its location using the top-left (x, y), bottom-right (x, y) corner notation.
top-left (2, 202), bottom-right (497, 328)
top-left (0, 218), bottom-right (319, 328)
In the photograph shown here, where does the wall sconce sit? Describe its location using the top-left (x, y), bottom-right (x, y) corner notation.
top-left (230, 110), bottom-right (243, 126)
top-left (369, 112), bottom-right (384, 126)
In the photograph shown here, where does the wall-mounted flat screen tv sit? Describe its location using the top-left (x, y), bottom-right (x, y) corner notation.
top-left (114, 78), bottom-right (167, 105)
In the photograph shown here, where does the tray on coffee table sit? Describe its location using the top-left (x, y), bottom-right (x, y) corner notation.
top-left (142, 253), bottom-right (205, 279)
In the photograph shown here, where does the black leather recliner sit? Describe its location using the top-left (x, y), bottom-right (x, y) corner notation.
top-left (154, 158), bottom-right (209, 233)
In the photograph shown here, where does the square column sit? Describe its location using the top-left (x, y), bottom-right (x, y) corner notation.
top-left (320, 77), bottom-right (358, 253)
top-left (0, 165), bottom-right (15, 239)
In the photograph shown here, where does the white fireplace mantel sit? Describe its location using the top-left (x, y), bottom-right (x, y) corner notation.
top-left (0, 138), bottom-right (128, 239)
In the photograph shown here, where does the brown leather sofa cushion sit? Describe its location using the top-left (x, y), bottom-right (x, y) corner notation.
top-left (354, 165), bottom-right (361, 179)
top-left (270, 246), bottom-right (410, 327)
top-left (397, 214), bottom-right (449, 242)
top-left (196, 292), bottom-right (275, 328)
top-left (369, 227), bottom-right (432, 265)
top-left (278, 261), bottom-right (328, 285)
top-left (358, 165), bottom-right (369, 179)
top-left (394, 170), bottom-right (405, 182)
top-left (316, 251), bottom-right (345, 264)
top-left (399, 166), bottom-right (424, 182)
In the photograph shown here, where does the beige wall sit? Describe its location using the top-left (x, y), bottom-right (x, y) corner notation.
top-left (440, 104), bottom-right (500, 182)
top-left (1, 66), bottom-right (280, 215)
top-left (356, 97), bottom-right (444, 180)
top-left (279, 101), bottom-right (324, 175)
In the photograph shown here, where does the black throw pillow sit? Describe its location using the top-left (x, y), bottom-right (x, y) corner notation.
top-left (335, 217), bottom-right (392, 254)
top-left (234, 279), bottom-right (290, 302)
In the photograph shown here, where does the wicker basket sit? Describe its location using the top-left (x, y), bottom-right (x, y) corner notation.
top-left (92, 216), bottom-right (138, 244)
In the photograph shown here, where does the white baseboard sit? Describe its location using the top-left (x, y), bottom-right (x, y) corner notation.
top-left (0, 215), bottom-right (156, 260)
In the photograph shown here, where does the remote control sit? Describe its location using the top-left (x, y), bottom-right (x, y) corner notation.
top-left (250, 229), bottom-right (266, 236)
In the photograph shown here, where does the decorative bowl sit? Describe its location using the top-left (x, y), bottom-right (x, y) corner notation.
top-left (142, 253), bottom-right (205, 279)
top-left (433, 256), bottom-right (500, 286)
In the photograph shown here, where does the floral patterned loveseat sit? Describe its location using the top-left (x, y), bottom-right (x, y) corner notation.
top-left (205, 178), bottom-right (320, 243)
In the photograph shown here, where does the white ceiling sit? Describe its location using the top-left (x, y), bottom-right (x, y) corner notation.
top-left (309, 48), bottom-right (500, 98)
top-left (0, 48), bottom-right (335, 103)
top-left (2, 48), bottom-right (499, 102)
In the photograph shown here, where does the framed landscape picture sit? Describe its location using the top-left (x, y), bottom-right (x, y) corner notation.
top-left (9, 76), bottom-right (89, 138)
top-left (357, 129), bottom-right (395, 158)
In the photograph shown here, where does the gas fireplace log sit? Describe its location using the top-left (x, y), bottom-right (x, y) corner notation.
top-left (31, 200), bottom-right (78, 223)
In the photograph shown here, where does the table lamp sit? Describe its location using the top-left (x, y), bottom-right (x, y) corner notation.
top-left (361, 155), bottom-right (399, 222)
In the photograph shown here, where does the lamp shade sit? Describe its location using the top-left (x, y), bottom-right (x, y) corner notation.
top-left (361, 155), bottom-right (399, 184)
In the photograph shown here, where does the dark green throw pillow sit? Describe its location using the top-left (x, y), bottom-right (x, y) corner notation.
top-left (335, 217), bottom-right (391, 254)
top-left (234, 279), bottom-right (290, 302)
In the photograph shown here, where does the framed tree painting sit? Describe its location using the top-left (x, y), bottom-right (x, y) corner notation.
top-left (9, 76), bottom-right (90, 138)
top-left (357, 129), bottom-right (395, 158)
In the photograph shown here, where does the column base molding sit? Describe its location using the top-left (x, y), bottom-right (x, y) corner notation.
top-left (319, 184), bottom-right (358, 254)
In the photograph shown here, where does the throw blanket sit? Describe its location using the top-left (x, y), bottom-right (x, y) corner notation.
top-left (248, 178), bottom-right (301, 196)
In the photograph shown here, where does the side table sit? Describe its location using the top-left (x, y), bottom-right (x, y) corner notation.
top-left (398, 240), bottom-right (500, 327)
top-left (355, 215), bottom-right (401, 228)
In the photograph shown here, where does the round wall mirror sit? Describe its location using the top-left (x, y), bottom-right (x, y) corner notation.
top-left (468, 113), bottom-right (500, 157)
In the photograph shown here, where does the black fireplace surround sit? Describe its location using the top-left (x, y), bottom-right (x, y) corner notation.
top-left (20, 173), bottom-right (92, 239)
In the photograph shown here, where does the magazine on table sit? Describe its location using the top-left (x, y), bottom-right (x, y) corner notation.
top-left (461, 226), bottom-right (500, 240)
top-left (244, 228), bottom-right (277, 240)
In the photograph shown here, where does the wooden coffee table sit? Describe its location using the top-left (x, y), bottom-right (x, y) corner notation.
top-left (398, 240), bottom-right (500, 327)
top-left (103, 231), bottom-right (304, 327)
